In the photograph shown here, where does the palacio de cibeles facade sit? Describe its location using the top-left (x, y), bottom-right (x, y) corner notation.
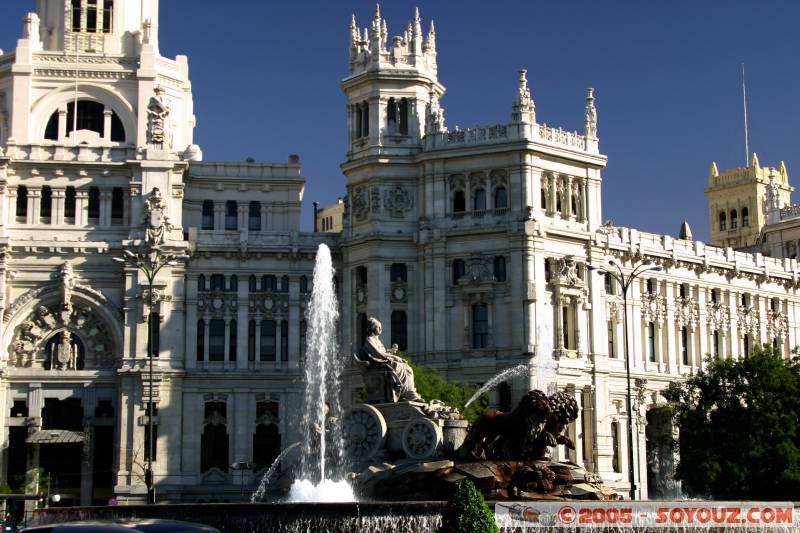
top-left (0, 0), bottom-right (798, 506)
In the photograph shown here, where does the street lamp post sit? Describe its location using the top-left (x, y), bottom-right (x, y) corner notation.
top-left (114, 246), bottom-right (185, 504)
top-left (590, 257), bottom-right (661, 501)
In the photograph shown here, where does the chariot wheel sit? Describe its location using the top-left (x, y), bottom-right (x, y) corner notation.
top-left (343, 404), bottom-right (387, 462)
top-left (401, 417), bottom-right (443, 460)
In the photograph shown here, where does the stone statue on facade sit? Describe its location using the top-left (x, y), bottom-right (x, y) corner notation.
top-left (147, 86), bottom-right (171, 148)
top-left (766, 172), bottom-right (780, 213)
top-left (50, 331), bottom-right (78, 371)
top-left (59, 262), bottom-right (76, 315)
top-left (354, 317), bottom-right (423, 403)
top-left (143, 187), bottom-right (173, 244)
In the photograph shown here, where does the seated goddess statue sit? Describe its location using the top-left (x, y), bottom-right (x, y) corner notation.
top-left (354, 317), bottom-right (423, 403)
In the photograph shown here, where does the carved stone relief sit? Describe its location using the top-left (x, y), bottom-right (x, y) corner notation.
top-left (143, 187), bottom-right (174, 245)
top-left (384, 186), bottom-right (412, 217)
top-left (674, 297), bottom-right (699, 328)
top-left (352, 186), bottom-right (368, 220)
top-left (147, 86), bottom-right (171, 148)
top-left (736, 306), bottom-right (760, 335)
top-left (641, 293), bottom-right (667, 324)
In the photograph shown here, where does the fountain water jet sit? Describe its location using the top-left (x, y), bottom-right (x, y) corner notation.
top-left (287, 244), bottom-right (354, 502)
top-left (250, 442), bottom-right (301, 502)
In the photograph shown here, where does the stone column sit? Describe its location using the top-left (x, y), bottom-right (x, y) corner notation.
top-left (52, 188), bottom-right (65, 226)
top-left (549, 175), bottom-right (557, 217)
top-left (27, 187), bottom-right (40, 225)
top-left (185, 277), bottom-right (198, 369)
top-left (58, 108), bottom-right (68, 141)
top-left (202, 317), bottom-right (210, 362)
top-left (728, 291), bottom-right (739, 360)
top-left (237, 282), bottom-right (248, 370)
top-left (100, 190), bottom-right (112, 226)
top-left (223, 318), bottom-right (231, 363)
top-left (75, 190), bottom-right (89, 226)
top-left (103, 109), bottom-right (113, 142)
top-left (565, 176), bottom-right (573, 220)
top-left (254, 319), bottom-right (262, 362)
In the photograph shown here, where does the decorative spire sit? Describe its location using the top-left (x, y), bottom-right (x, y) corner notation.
top-left (413, 7), bottom-right (422, 37)
top-left (512, 69), bottom-right (535, 124)
top-left (350, 14), bottom-right (359, 46)
top-left (710, 161), bottom-right (719, 178)
top-left (779, 160), bottom-right (788, 180)
top-left (426, 91), bottom-right (446, 134)
top-left (678, 221), bottom-right (693, 241)
top-left (584, 88), bottom-right (598, 139)
top-left (427, 20), bottom-right (437, 53)
top-left (750, 151), bottom-right (760, 169)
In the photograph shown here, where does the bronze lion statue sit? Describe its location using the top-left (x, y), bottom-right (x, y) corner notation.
top-left (458, 390), bottom-right (579, 461)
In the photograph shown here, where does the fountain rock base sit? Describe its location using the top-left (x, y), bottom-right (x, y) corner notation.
top-left (355, 459), bottom-right (620, 501)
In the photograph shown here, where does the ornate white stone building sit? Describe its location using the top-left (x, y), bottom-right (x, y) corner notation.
top-left (0, 1), bottom-right (797, 504)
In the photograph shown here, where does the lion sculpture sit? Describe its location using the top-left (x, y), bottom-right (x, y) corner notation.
top-left (458, 390), bottom-right (579, 461)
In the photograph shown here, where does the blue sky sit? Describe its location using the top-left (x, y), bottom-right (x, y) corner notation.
top-left (2, 1), bottom-right (799, 238)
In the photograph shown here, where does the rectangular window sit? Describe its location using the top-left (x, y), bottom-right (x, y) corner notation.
top-left (65, 187), bottom-right (76, 221)
top-left (229, 320), bottom-right (237, 362)
top-left (225, 201), bottom-right (238, 231)
top-left (40, 186), bottom-right (52, 222)
top-left (713, 330), bottom-right (720, 358)
top-left (493, 256), bottom-right (506, 282)
top-left (260, 320), bottom-right (276, 361)
top-left (208, 319), bottom-right (225, 361)
top-left (202, 200), bottom-right (214, 230)
top-left (88, 187), bottom-right (100, 221)
top-left (391, 310), bottom-right (408, 352)
top-left (608, 321), bottom-right (616, 358)
top-left (248, 202), bottom-right (261, 231)
top-left (16, 185), bottom-right (28, 220)
top-left (472, 304), bottom-right (489, 349)
top-left (147, 313), bottom-right (160, 358)
top-left (87, 0), bottom-right (98, 32)
top-left (248, 320), bottom-right (256, 362)
top-left (196, 320), bottom-right (205, 361)
top-left (280, 320), bottom-right (289, 362)
top-left (681, 327), bottom-right (689, 365)
top-left (71, 0), bottom-right (82, 32)
top-left (300, 320), bottom-right (307, 359)
top-left (111, 187), bottom-right (124, 223)
top-left (611, 421), bottom-right (621, 473)
top-left (102, 0), bottom-right (113, 33)
top-left (648, 322), bottom-right (656, 363)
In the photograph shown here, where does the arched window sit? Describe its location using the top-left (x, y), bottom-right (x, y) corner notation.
top-left (647, 322), bottom-right (656, 362)
top-left (201, 402), bottom-right (228, 472)
top-left (201, 200), bottom-right (214, 230)
top-left (40, 186), bottom-right (52, 223)
top-left (604, 272), bottom-right (615, 295)
top-left (225, 201), bottom-right (238, 231)
top-left (196, 320), bottom-right (205, 361)
top-left (71, 0), bottom-right (82, 32)
top-left (111, 187), bottom-right (124, 223)
top-left (710, 288), bottom-right (719, 304)
top-left (355, 105), bottom-right (363, 138)
top-left (102, 0), bottom-right (114, 33)
top-left (300, 275), bottom-right (309, 293)
top-left (453, 190), bottom-right (466, 213)
top-left (741, 207), bottom-right (749, 227)
top-left (197, 275), bottom-right (206, 292)
top-left (386, 98), bottom-right (397, 132)
top-left (229, 275), bottom-right (238, 292)
top-left (280, 320), bottom-right (289, 362)
top-left (493, 256), bottom-right (506, 282)
top-left (88, 187), bottom-right (100, 222)
top-left (247, 320), bottom-right (256, 361)
top-left (280, 275), bottom-right (289, 293)
top-left (262, 275), bottom-right (276, 292)
top-left (58, 101), bottom-right (125, 141)
top-left (494, 186), bottom-right (508, 209)
top-left (210, 274), bottom-right (225, 291)
top-left (452, 259), bottom-right (465, 286)
top-left (64, 186), bottom-right (76, 223)
top-left (646, 279), bottom-right (656, 295)
top-left (390, 264), bottom-right (407, 283)
top-left (208, 319), bottom-right (225, 361)
top-left (399, 98), bottom-right (409, 135)
top-left (681, 326), bottom-right (689, 365)
top-left (253, 423), bottom-right (281, 471)
top-left (260, 320), bottom-right (276, 361)
top-left (718, 211), bottom-right (726, 231)
top-left (540, 189), bottom-right (548, 211)
top-left (472, 304), bottom-right (489, 349)
top-left (473, 188), bottom-right (486, 211)
top-left (248, 201), bottom-right (261, 231)
top-left (248, 275), bottom-right (257, 293)
top-left (730, 209), bottom-right (738, 229)
top-left (16, 185), bottom-right (28, 221)
top-left (391, 310), bottom-right (407, 351)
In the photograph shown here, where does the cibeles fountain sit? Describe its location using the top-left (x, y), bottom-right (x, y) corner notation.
top-left (258, 243), bottom-right (616, 505)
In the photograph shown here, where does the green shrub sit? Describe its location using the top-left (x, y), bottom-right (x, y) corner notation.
top-left (440, 479), bottom-right (499, 533)
top-left (405, 356), bottom-right (489, 422)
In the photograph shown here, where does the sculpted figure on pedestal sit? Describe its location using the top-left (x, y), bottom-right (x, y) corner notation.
top-left (354, 317), bottom-right (422, 403)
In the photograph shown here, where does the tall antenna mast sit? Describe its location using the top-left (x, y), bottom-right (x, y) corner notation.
top-left (742, 62), bottom-right (750, 166)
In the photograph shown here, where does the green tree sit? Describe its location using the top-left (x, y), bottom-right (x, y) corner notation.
top-left (663, 345), bottom-right (800, 499)
top-left (404, 357), bottom-right (489, 422)
top-left (440, 479), bottom-right (499, 533)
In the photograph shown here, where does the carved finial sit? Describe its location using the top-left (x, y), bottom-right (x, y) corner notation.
top-left (584, 88), bottom-right (598, 139)
top-left (710, 161), bottom-right (719, 178)
top-left (750, 151), bottom-right (760, 169)
top-left (374, 3), bottom-right (381, 20)
top-left (426, 91), bottom-right (446, 134)
top-left (678, 221), bottom-right (693, 241)
top-left (779, 160), bottom-right (788, 179)
top-left (413, 7), bottom-right (423, 40)
top-left (350, 14), bottom-right (359, 45)
top-left (427, 20), bottom-right (436, 52)
top-left (512, 69), bottom-right (535, 124)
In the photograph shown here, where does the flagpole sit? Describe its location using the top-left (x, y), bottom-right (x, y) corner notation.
top-left (742, 62), bottom-right (749, 166)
